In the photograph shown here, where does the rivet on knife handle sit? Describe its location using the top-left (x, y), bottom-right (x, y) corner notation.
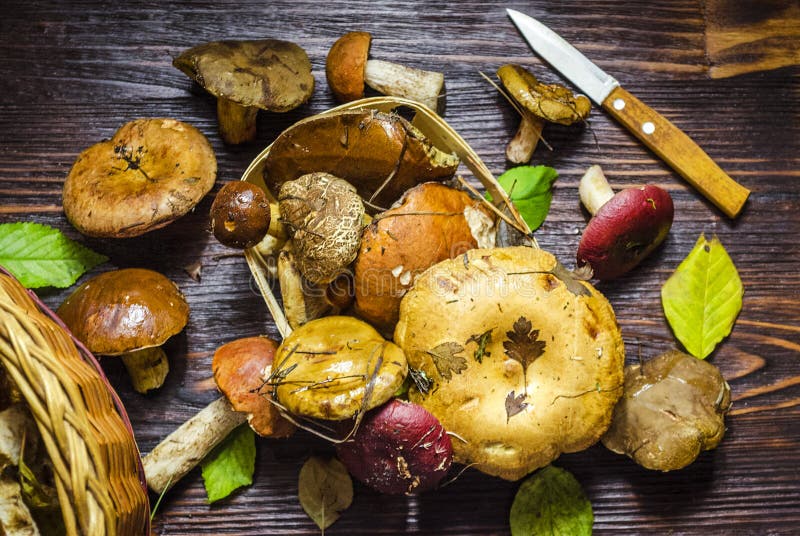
top-left (602, 86), bottom-right (750, 218)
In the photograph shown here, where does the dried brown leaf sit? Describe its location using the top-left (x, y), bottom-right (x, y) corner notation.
top-left (426, 342), bottom-right (468, 381)
top-left (298, 456), bottom-right (353, 532)
top-left (505, 390), bottom-right (528, 423)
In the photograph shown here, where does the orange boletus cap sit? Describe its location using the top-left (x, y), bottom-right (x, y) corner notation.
top-left (326, 31), bottom-right (372, 103)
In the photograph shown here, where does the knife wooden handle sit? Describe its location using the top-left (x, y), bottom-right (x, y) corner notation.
top-left (602, 86), bottom-right (750, 218)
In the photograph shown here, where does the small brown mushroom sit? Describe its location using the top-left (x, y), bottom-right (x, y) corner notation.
top-left (576, 165), bottom-right (674, 280)
top-left (602, 349), bottom-right (731, 471)
top-left (496, 64), bottom-right (591, 163)
top-left (174, 39), bottom-right (315, 144)
top-left (63, 118), bottom-right (217, 238)
top-left (210, 181), bottom-right (278, 249)
top-left (326, 31), bottom-right (445, 113)
top-left (57, 268), bottom-right (189, 393)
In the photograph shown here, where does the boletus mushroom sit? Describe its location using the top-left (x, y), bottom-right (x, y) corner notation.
top-left (57, 268), bottom-right (189, 394)
top-left (577, 165), bottom-right (674, 280)
top-left (602, 349), bottom-right (731, 471)
top-left (174, 39), bottom-right (314, 144)
top-left (394, 246), bottom-right (625, 481)
top-left (210, 181), bottom-right (279, 249)
top-left (63, 118), bottom-right (217, 238)
top-left (326, 31), bottom-right (445, 113)
top-left (353, 182), bottom-right (495, 335)
top-left (496, 64), bottom-right (591, 163)
top-left (263, 109), bottom-right (459, 209)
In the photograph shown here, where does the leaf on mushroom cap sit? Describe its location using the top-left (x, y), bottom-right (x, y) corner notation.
top-left (497, 64), bottom-right (591, 125)
top-left (173, 40), bottom-right (314, 112)
top-left (62, 118), bottom-right (217, 238)
top-left (57, 268), bottom-right (189, 356)
top-left (394, 246), bottom-right (624, 481)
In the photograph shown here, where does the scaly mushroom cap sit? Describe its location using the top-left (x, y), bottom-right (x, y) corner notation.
top-left (212, 337), bottom-right (294, 438)
top-left (263, 110), bottom-right (459, 208)
top-left (279, 173), bottom-right (365, 285)
top-left (173, 39), bottom-right (314, 111)
top-left (353, 182), bottom-right (494, 334)
top-left (63, 118), bottom-right (217, 238)
top-left (326, 31), bottom-right (371, 103)
top-left (601, 349), bottom-right (731, 471)
top-left (273, 316), bottom-right (408, 420)
top-left (57, 268), bottom-right (189, 356)
top-left (497, 64), bottom-right (591, 125)
top-left (577, 184), bottom-right (674, 280)
top-left (394, 246), bottom-right (624, 481)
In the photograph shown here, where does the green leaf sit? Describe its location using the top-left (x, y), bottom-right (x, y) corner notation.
top-left (487, 165), bottom-right (558, 231)
top-left (298, 456), bottom-right (353, 531)
top-left (661, 234), bottom-right (743, 359)
top-left (510, 465), bottom-right (593, 536)
top-left (201, 425), bottom-right (256, 503)
top-left (0, 222), bottom-right (107, 288)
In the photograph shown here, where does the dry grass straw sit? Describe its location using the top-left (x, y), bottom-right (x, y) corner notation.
top-left (0, 270), bottom-right (149, 535)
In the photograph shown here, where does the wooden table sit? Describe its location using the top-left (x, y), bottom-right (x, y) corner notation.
top-left (2, 1), bottom-right (798, 534)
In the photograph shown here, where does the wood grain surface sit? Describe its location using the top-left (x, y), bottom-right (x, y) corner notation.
top-left (1, 1), bottom-right (799, 534)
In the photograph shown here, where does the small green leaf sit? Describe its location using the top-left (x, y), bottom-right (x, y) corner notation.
top-left (487, 165), bottom-right (558, 231)
top-left (661, 234), bottom-right (743, 359)
top-left (298, 456), bottom-right (353, 531)
top-left (510, 465), bottom-right (593, 536)
top-left (201, 425), bottom-right (256, 503)
top-left (0, 222), bottom-right (107, 288)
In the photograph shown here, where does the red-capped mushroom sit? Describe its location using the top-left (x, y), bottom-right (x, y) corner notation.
top-left (576, 165), bottom-right (674, 280)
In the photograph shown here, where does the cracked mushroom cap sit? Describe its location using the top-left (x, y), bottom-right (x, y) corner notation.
top-left (394, 246), bottom-right (624, 481)
top-left (213, 337), bottom-right (294, 438)
top-left (63, 118), bottom-right (217, 238)
top-left (353, 182), bottom-right (495, 335)
top-left (497, 64), bottom-right (591, 125)
top-left (326, 31), bottom-right (371, 103)
top-left (57, 268), bottom-right (189, 356)
top-left (173, 39), bottom-right (314, 112)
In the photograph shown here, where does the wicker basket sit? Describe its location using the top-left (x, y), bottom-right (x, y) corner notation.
top-left (241, 96), bottom-right (532, 337)
top-left (0, 267), bottom-right (150, 535)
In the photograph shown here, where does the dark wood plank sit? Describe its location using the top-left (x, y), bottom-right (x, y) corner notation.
top-left (1, 0), bottom-right (799, 534)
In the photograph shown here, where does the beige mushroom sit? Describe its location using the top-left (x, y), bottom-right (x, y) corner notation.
top-left (62, 118), bottom-right (217, 238)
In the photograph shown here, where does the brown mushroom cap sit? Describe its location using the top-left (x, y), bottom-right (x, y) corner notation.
top-left (63, 118), bottom-right (217, 238)
top-left (394, 246), bottom-right (624, 481)
top-left (212, 336), bottom-right (294, 438)
top-left (210, 181), bottom-right (272, 249)
top-left (497, 64), bottom-right (591, 125)
top-left (173, 39), bottom-right (314, 112)
top-left (326, 31), bottom-right (372, 103)
top-left (353, 182), bottom-right (493, 334)
top-left (576, 184), bottom-right (674, 280)
top-left (57, 268), bottom-right (189, 356)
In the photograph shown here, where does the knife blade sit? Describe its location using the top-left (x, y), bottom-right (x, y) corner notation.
top-left (507, 8), bottom-right (750, 218)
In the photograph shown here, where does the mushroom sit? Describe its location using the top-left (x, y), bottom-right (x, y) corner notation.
top-left (263, 109), bottom-right (459, 209)
top-left (271, 316), bottom-right (408, 421)
top-left (576, 165), bottom-right (674, 280)
top-left (57, 268), bottom-right (189, 394)
top-left (278, 172), bottom-right (365, 285)
top-left (394, 246), bottom-right (625, 481)
top-left (496, 64), bottom-right (591, 164)
top-left (601, 349), bottom-right (731, 471)
top-left (62, 118), bottom-right (217, 238)
top-left (173, 39), bottom-right (315, 144)
top-left (326, 31), bottom-right (445, 113)
top-left (143, 336), bottom-right (291, 494)
top-left (210, 181), bottom-right (279, 249)
top-left (353, 182), bottom-right (495, 335)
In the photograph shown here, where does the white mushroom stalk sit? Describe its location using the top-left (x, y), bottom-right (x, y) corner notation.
top-left (364, 59), bottom-right (444, 113)
top-left (578, 164), bottom-right (615, 215)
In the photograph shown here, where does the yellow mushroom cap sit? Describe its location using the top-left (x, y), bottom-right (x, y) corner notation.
top-left (394, 246), bottom-right (624, 481)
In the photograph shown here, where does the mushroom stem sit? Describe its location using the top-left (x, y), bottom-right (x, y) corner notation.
top-left (364, 59), bottom-right (444, 113)
top-left (121, 347), bottom-right (170, 394)
top-left (505, 114), bottom-right (545, 164)
top-left (217, 98), bottom-right (259, 145)
top-left (142, 396), bottom-right (246, 495)
top-left (579, 165), bottom-right (615, 215)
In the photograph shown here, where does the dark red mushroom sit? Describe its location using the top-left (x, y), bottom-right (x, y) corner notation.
top-left (576, 165), bottom-right (673, 280)
top-left (336, 399), bottom-right (453, 495)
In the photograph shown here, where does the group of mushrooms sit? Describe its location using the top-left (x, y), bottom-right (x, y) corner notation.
top-left (51, 33), bottom-right (731, 504)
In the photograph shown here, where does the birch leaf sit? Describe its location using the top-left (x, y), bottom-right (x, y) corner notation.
top-left (661, 234), bottom-right (743, 359)
top-left (298, 456), bottom-right (353, 531)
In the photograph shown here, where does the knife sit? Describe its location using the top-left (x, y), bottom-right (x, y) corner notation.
top-left (507, 8), bottom-right (750, 218)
